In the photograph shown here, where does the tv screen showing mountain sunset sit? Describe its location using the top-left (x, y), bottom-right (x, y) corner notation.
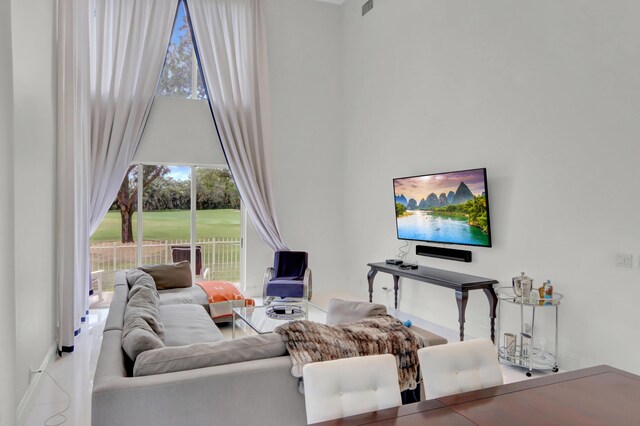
top-left (393, 168), bottom-right (492, 247)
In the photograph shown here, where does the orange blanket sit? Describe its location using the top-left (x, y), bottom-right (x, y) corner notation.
top-left (195, 281), bottom-right (255, 320)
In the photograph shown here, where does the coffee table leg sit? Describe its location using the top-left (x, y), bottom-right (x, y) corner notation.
top-left (232, 311), bottom-right (236, 339)
top-left (367, 268), bottom-right (378, 303)
top-left (483, 287), bottom-right (498, 343)
top-left (455, 290), bottom-right (468, 341)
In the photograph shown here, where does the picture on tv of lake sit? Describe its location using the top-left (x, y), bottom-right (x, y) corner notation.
top-left (394, 168), bottom-right (491, 247)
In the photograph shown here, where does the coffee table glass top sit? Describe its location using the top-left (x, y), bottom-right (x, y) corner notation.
top-left (233, 302), bottom-right (326, 335)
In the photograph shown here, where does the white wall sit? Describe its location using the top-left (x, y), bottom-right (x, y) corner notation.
top-left (134, 97), bottom-right (226, 166)
top-left (243, 0), bottom-right (346, 295)
top-left (11, 0), bottom-right (57, 405)
top-left (340, 0), bottom-right (640, 372)
top-left (0, 0), bottom-right (16, 423)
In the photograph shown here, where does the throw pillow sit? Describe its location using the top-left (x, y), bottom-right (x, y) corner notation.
top-left (125, 285), bottom-right (165, 340)
top-left (133, 333), bottom-right (287, 376)
top-left (325, 298), bottom-right (387, 325)
top-left (122, 317), bottom-right (165, 361)
top-left (139, 261), bottom-right (192, 290)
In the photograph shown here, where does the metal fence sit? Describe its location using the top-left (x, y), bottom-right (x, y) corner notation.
top-left (90, 237), bottom-right (241, 292)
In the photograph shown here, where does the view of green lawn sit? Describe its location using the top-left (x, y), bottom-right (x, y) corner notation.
top-left (90, 209), bottom-right (242, 292)
top-left (91, 209), bottom-right (240, 242)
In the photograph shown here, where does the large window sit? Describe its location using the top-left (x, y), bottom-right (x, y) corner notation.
top-left (90, 164), bottom-right (242, 292)
top-left (157, 1), bottom-right (206, 100)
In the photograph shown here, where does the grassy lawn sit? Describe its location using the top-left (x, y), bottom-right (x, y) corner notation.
top-left (90, 209), bottom-right (241, 292)
top-left (91, 209), bottom-right (240, 242)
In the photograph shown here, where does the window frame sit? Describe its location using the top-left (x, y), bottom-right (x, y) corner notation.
top-left (133, 162), bottom-right (245, 286)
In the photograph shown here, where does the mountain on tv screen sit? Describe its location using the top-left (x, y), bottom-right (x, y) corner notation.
top-left (393, 168), bottom-right (492, 247)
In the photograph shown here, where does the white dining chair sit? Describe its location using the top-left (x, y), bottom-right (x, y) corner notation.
top-left (418, 339), bottom-right (503, 400)
top-left (302, 354), bottom-right (402, 424)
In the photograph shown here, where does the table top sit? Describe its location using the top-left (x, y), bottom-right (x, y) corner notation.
top-left (313, 365), bottom-right (640, 425)
top-left (496, 286), bottom-right (563, 306)
top-left (233, 302), bottom-right (326, 334)
top-left (368, 262), bottom-right (498, 290)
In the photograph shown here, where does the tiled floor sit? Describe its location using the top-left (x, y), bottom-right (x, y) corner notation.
top-left (20, 293), bottom-right (547, 425)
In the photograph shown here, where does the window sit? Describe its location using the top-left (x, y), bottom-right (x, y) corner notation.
top-left (156, 2), bottom-right (206, 100)
top-left (90, 164), bottom-right (242, 292)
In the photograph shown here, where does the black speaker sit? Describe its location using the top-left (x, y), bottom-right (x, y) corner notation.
top-left (416, 245), bottom-right (472, 262)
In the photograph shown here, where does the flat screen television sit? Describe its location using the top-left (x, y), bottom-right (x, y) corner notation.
top-left (393, 168), bottom-right (492, 247)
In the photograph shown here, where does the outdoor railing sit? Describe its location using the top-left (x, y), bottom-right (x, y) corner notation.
top-left (90, 237), bottom-right (241, 292)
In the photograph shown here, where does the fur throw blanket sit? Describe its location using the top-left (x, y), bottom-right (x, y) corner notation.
top-left (274, 316), bottom-right (420, 391)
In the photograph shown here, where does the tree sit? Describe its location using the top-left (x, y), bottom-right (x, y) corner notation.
top-left (156, 6), bottom-right (206, 99)
top-left (196, 168), bottom-right (240, 210)
top-left (116, 165), bottom-right (169, 243)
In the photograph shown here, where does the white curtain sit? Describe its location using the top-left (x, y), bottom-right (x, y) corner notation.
top-left (186, 0), bottom-right (288, 252)
top-left (56, 0), bottom-right (177, 352)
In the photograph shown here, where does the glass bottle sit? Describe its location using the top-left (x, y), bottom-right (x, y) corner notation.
top-left (544, 280), bottom-right (553, 299)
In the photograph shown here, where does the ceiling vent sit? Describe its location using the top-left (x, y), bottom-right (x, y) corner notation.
top-left (362, 0), bottom-right (373, 16)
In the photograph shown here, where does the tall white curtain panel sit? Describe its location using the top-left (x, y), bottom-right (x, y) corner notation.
top-left (56, 0), bottom-right (177, 353)
top-left (186, 0), bottom-right (288, 252)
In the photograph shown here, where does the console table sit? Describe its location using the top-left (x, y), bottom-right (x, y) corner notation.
top-left (366, 262), bottom-right (499, 342)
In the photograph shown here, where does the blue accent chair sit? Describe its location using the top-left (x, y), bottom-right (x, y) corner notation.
top-left (263, 251), bottom-right (312, 304)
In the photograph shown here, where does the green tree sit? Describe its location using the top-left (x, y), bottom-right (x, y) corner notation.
top-left (467, 196), bottom-right (488, 233)
top-left (156, 6), bottom-right (206, 99)
top-left (116, 165), bottom-right (169, 243)
top-left (196, 168), bottom-right (241, 210)
top-left (395, 202), bottom-right (407, 217)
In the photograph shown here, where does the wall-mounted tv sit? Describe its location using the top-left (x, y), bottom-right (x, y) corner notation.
top-left (393, 168), bottom-right (492, 247)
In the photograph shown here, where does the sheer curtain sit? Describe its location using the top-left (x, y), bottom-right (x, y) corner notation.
top-left (56, 0), bottom-right (177, 353)
top-left (186, 0), bottom-right (288, 252)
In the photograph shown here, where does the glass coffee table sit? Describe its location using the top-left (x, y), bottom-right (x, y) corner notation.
top-left (232, 302), bottom-right (326, 338)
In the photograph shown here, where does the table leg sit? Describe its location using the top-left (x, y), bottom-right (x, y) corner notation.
top-left (232, 311), bottom-right (236, 339)
top-left (455, 290), bottom-right (468, 341)
top-left (393, 275), bottom-right (400, 310)
top-left (367, 268), bottom-right (378, 303)
top-left (483, 287), bottom-right (498, 343)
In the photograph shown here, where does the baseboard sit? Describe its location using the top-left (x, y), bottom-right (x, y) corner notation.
top-left (16, 344), bottom-right (57, 425)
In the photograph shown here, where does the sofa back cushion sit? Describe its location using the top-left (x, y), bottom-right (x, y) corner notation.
top-left (133, 333), bottom-right (287, 376)
top-left (139, 261), bottom-right (192, 290)
top-left (122, 269), bottom-right (166, 360)
top-left (122, 317), bottom-right (165, 362)
top-left (325, 298), bottom-right (387, 325)
top-left (126, 269), bottom-right (157, 291)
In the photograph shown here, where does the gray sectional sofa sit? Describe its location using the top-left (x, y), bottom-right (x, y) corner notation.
top-left (92, 270), bottom-right (447, 426)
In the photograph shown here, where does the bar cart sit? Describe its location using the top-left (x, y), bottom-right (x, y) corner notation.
top-left (495, 287), bottom-right (562, 377)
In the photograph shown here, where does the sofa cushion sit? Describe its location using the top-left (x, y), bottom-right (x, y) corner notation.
top-left (125, 285), bottom-right (165, 340)
top-left (139, 261), bottom-right (192, 290)
top-left (122, 317), bottom-right (165, 361)
top-left (133, 333), bottom-right (287, 377)
top-left (126, 269), bottom-right (157, 291)
top-left (325, 298), bottom-right (387, 325)
top-left (159, 304), bottom-right (224, 347)
top-left (158, 285), bottom-right (208, 306)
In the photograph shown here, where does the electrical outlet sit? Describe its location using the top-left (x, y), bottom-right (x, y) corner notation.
top-left (616, 253), bottom-right (633, 268)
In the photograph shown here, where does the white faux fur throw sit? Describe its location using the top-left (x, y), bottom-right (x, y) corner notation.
top-left (274, 316), bottom-right (420, 391)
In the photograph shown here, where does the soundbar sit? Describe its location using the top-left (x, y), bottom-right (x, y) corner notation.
top-left (416, 245), bottom-right (472, 263)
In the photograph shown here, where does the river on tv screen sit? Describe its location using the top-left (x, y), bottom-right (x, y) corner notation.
top-left (394, 169), bottom-right (490, 247)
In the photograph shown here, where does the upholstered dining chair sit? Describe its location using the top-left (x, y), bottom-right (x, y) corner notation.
top-left (302, 354), bottom-right (402, 424)
top-left (418, 339), bottom-right (503, 400)
top-left (262, 251), bottom-right (312, 304)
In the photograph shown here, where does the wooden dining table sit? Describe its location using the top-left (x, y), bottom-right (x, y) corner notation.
top-left (313, 365), bottom-right (640, 425)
